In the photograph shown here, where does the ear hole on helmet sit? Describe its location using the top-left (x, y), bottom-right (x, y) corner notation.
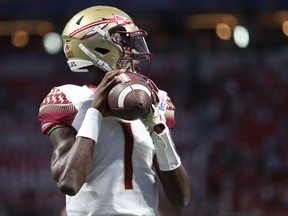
top-left (95, 47), bottom-right (109, 55)
top-left (109, 26), bottom-right (128, 47)
top-left (108, 25), bottom-right (126, 34)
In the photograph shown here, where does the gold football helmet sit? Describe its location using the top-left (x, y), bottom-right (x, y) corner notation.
top-left (62, 5), bottom-right (151, 74)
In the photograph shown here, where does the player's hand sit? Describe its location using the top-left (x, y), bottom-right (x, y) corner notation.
top-left (140, 103), bottom-right (164, 133)
top-left (91, 69), bottom-right (126, 114)
top-left (140, 90), bottom-right (166, 133)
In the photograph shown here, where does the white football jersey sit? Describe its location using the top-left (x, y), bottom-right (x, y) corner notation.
top-left (38, 83), bottom-right (175, 216)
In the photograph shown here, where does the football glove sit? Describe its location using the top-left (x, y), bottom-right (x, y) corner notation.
top-left (140, 89), bottom-right (167, 133)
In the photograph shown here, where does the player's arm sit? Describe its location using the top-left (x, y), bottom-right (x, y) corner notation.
top-left (152, 125), bottom-right (190, 207)
top-left (141, 90), bottom-right (190, 207)
top-left (49, 125), bottom-right (95, 196)
top-left (47, 69), bottom-right (125, 196)
top-left (153, 157), bottom-right (190, 207)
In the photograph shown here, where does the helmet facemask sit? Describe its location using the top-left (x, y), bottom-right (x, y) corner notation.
top-left (109, 26), bottom-right (152, 76)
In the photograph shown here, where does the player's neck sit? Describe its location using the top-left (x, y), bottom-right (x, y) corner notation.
top-left (88, 69), bottom-right (105, 86)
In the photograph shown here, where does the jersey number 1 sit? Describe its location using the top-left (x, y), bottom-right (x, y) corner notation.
top-left (121, 123), bottom-right (134, 190)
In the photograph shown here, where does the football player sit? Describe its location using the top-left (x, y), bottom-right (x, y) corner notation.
top-left (38, 5), bottom-right (190, 216)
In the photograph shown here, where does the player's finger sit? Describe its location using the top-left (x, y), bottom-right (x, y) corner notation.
top-left (104, 69), bottom-right (126, 88)
top-left (105, 69), bottom-right (126, 81)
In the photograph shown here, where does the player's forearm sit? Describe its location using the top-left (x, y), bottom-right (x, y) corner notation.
top-left (50, 108), bottom-right (101, 195)
top-left (151, 125), bottom-right (191, 206)
top-left (51, 138), bottom-right (94, 196)
top-left (158, 165), bottom-right (190, 207)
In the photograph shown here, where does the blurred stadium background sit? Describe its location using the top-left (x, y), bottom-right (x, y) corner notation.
top-left (1, 0), bottom-right (288, 215)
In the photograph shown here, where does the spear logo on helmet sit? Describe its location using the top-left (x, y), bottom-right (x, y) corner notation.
top-left (69, 15), bottom-right (133, 40)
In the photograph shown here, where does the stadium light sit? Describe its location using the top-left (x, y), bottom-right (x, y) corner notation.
top-left (43, 32), bottom-right (62, 55)
top-left (233, 25), bottom-right (249, 48)
top-left (216, 23), bottom-right (232, 40)
top-left (11, 30), bottom-right (29, 48)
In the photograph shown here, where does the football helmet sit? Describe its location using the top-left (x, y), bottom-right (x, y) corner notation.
top-left (62, 5), bottom-right (151, 75)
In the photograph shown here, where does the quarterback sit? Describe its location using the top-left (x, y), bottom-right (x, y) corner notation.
top-left (38, 5), bottom-right (190, 216)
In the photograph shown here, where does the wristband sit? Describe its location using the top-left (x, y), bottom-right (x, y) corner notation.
top-left (76, 108), bottom-right (103, 142)
top-left (151, 125), bottom-right (181, 171)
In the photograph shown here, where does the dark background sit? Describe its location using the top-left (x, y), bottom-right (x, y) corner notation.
top-left (1, 0), bottom-right (288, 215)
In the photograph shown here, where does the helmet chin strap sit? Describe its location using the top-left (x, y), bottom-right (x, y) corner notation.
top-left (79, 43), bottom-right (112, 72)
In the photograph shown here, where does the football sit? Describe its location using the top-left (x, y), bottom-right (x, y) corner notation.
top-left (108, 71), bottom-right (153, 120)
